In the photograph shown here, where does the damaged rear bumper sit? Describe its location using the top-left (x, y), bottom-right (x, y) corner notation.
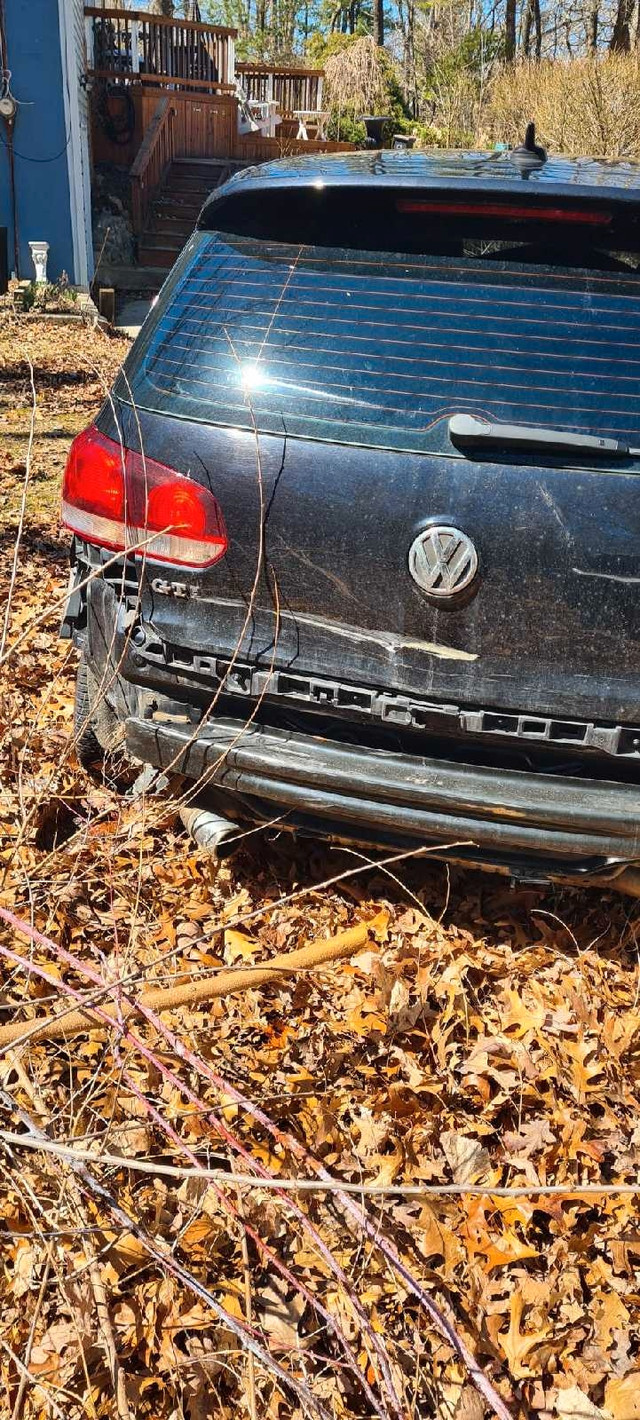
top-left (125, 713), bottom-right (640, 880)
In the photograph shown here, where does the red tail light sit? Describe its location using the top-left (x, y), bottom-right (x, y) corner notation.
top-left (62, 426), bottom-right (228, 567)
top-left (396, 198), bottom-right (612, 225)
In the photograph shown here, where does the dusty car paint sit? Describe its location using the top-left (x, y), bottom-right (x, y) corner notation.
top-left (64, 150), bottom-right (640, 884)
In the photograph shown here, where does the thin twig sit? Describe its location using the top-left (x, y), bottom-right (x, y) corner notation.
top-left (1, 1132), bottom-right (638, 1198)
top-left (10, 1259), bottom-right (52, 1420)
top-left (4, 1048), bottom-right (132, 1420)
top-left (229, 1156), bottom-right (257, 1420)
top-left (1, 356), bottom-right (36, 660)
top-left (0, 933), bottom-right (400, 1420)
top-left (114, 1063), bottom-right (391, 1419)
top-left (86, 1250), bottom-right (133, 1420)
top-left (0, 914), bottom-right (507, 1419)
top-left (0, 1089), bottom-right (333, 1420)
top-left (0, 1334), bottom-right (66, 1420)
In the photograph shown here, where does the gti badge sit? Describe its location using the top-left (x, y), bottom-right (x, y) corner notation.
top-left (408, 525), bottom-right (478, 599)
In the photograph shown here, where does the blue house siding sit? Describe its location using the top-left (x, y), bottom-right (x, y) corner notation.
top-left (0, 0), bottom-right (76, 280)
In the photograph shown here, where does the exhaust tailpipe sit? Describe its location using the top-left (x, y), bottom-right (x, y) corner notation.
top-left (562, 865), bottom-right (640, 898)
top-left (604, 866), bottom-right (640, 898)
top-left (180, 805), bottom-right (239, 859)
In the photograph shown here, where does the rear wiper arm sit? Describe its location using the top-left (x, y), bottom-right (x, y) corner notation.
top-left (449, 413), bottom-right (640, 459)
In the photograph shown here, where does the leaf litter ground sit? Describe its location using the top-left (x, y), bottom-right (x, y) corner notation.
top-left (0, 315), bottom-right (639, 1420)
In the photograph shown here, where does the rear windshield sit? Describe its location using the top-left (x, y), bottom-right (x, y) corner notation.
top-left (119, 221), bottom-right (640, 455)
top-left (203, 185), bottom-right (640, 268)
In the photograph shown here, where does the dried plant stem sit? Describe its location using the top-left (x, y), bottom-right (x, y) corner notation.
top-left (230, 1160), bottom-right (258, 1420)
top-left (0, 1333), bottom-right (66, 1420)
top-left (0, 1088), bottom-right (333, 1420)
top-left (0, 908), bottom-right (510, 1420)
top-left (0, 924), bottom-right (401, 1420)
top-left (10, 1258), bottom-right (51, 1420)
top-left (4, 1049), bottom-right (132, 1420)
top-left (1, 1133), bottom-right (636, 1200)
top-left (116, 1065), bottom-right (391, 1419)
top-left (0, 912), bottom-right (384, 1048)
top-left (86, 1252), bottom-right (133, 1420)
top-left (0, 358), bottom-right (36, 661)
top-left (200, 1075), bottom-right (515, 1420)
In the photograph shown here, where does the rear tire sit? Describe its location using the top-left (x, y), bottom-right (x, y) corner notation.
top-left (73, 652), bottom-right (122, 770)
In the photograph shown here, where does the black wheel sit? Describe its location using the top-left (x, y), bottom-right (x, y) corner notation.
top-left (73, 652), bottom-right (123, 770)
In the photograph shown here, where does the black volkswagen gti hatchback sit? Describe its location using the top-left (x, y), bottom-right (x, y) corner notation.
top-left (62, 148), bottom-right (640, 893)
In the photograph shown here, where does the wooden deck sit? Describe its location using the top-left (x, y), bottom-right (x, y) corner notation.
top-left (85, 7), bottom-right (353, 271)
top-left (85, 7), bottom-right (236, 93)
top-left (236, 62), bottom-right (324, 117)
top-left (85, 10), bottom-right (345, 166)
top-left (91, 83), bottom-right (351, 169)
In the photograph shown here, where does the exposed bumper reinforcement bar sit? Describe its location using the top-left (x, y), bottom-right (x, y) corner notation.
top-left (125, 714), bottom-right (640, 873)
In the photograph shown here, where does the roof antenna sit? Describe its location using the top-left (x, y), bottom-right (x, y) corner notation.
top-left (510, 119), bottom-right (544, 177)
top-left (512, 121), bottom-right (547, 168)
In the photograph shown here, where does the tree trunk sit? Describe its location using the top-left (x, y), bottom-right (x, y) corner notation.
top-left (610, 0), bottom-right (634, 48)
top-left (257, 0), bottom-right (267, 56)
top-left (373, 0), bottom-right (384, 47)
top-left (406, 0), bottom-right (417, 112)
top-left (532, 0), bottom-right (541, 54)
top-left (504, 0), bottom-right (517, 60)
top-left (586, 0), bottom-right (599, 48)
top-left (522, 0), bottom-right (532, 54)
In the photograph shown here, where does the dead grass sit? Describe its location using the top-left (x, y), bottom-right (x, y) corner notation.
top-left (486, 55), bottom-right (640, 158)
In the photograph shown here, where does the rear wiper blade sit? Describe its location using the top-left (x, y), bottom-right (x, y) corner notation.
top-left (449, 413), bottom-right (640, 459)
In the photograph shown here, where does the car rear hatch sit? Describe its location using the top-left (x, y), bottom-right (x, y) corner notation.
top-left (107, 159), bottom-right (640, 751)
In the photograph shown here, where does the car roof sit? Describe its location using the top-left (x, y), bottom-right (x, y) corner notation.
top-left (199, 148), bottom-right (640, 224)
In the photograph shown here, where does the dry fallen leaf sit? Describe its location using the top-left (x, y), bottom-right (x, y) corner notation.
top-left (555, 1386), bottom-right (607, 1419)
top-left (441, 1131), bottom-right (492, 1184)
top-left (605, 1375), bottom-right (640, 1420)
top-left (257, 1278), bottom-right (309, 1352)
top-left (223, 927), bottom-right (259, 963)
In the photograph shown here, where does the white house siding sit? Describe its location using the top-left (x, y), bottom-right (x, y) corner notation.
top-left (59, 0), bottom-right (93, 285)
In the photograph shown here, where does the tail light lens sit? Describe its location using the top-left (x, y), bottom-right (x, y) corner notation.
top-left (61, 426), bottom-right (228, 568)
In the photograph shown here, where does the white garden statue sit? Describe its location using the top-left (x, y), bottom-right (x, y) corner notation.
top-left (28, 241), bottom-right (49, 284)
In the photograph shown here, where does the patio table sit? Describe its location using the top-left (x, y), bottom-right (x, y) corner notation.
top-left (294, 110), bottom-right (329, 140)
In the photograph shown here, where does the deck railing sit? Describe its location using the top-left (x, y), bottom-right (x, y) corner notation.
top-left (235, 62), bottom-right (324, 115)
top-left (85, 7), bottom-right (237, 93)
top-left (130, 94), bottom-right (176, 235)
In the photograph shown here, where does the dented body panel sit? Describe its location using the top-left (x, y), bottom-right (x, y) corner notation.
top-left (99, 407), bottom-right (640, 725)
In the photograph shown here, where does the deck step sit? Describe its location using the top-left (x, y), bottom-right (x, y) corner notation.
top-left (163, 165), bottom-right (236, 182)
top-left (151, 193), bottom-right (206, 212)
top-left (139, 232), bottom-right (185, 250)
top-left (136, 157), bottom-right (245, 270)
top-left (149, 217), bottom-right (196, 235)
top-left (148, 206), bottom-right (199, 226)
top-left (163, 172), bottom-right (220, 185)
top-left (172, 156), bottom-right (246, 168)
top-left (137, 244), bottom-right (180, 269)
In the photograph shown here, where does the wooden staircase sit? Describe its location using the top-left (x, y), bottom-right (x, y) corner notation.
top-left (136, 157), bottom-right (246, 269)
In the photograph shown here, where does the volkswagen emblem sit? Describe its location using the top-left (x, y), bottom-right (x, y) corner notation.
top-left (408, 525), bottom-right (478, 599)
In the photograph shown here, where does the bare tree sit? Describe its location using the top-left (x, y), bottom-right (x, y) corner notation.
top-left (505, 0), bottom-right (517, 58)
top-left (522, 0), bottom-right (541, 55)
top-left (586, 0), bottom-right (599, 50)
top-left (610, 0), bottom-right (634, 47)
